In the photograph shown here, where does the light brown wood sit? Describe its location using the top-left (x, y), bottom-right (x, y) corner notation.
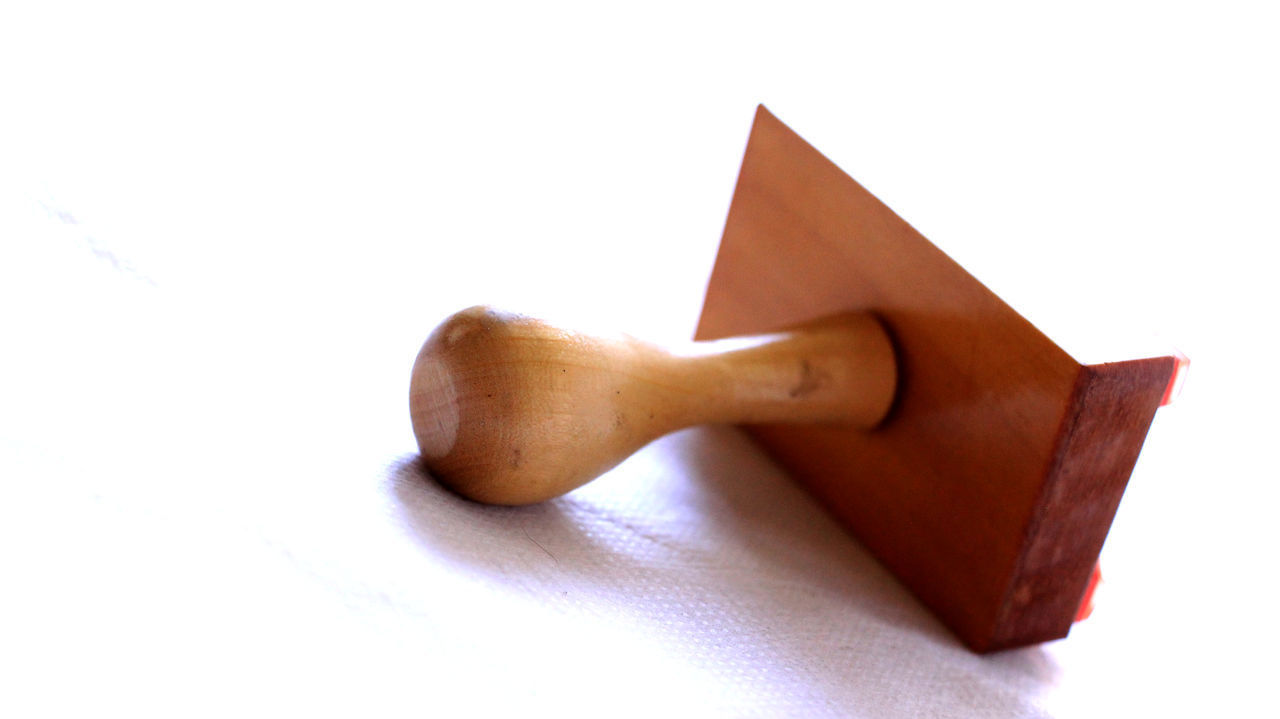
top-left (410, 306), bottom-right (896, 505)
top-left (696, 105), bottom-right (1178, 652)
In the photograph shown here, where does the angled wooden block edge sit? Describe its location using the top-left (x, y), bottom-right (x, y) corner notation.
top-left (985, 356), bottom-right (1176, 651)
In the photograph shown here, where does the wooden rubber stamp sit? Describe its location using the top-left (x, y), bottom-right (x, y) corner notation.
top-left (409, 106), bottom-right (1183, 652)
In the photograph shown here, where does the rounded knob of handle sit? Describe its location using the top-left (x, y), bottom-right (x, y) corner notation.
top-left (409, 306), bottom-right (896, 505)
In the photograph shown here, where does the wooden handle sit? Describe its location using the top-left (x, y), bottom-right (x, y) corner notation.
top-left (409, 306), bottom-right (897, 505)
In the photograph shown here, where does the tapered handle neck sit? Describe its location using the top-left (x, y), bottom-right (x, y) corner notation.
top-left (654, 314), bottom-right (897, 429)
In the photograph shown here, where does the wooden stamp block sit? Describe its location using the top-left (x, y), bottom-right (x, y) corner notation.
top-left (696, 106), bottom-right (1178, 651)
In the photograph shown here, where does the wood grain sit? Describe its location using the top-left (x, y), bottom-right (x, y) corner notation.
top-left (410, 306), bottom-right (896, 505)
top-left (696, 106), bottom-right (1176, 652)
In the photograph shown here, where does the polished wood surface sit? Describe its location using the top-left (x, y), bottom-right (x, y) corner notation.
top-left (696, 106), bottom-right (1177, 652)
top-left (410, 306), bottom-right (896, 505)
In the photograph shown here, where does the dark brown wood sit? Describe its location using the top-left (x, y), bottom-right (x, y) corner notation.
top-left (987, 358), bottom-right (1172, 649)
top-left (696, 106), bottom-right (1176, 652)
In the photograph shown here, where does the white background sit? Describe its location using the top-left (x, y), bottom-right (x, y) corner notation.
top-left (2, 2), bottom-right (1277, 716)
